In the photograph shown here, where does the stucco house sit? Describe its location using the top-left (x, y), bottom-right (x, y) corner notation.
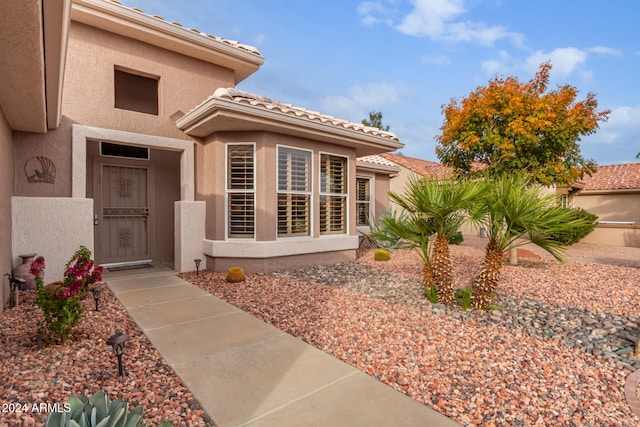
top-left (569, 162), bottom-right (640, 247)
top-left (1, 0), bottom-right (403, 310)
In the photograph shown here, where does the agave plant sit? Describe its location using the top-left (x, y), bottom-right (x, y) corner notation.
top-left (468, 173), bottom-right (591, 309)
top-left (44, 390), bottom-right (172, 427)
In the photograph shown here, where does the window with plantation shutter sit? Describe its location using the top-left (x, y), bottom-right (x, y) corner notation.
top-left (356, 177), bottom-right (371, 226)
top-left (277, 147), bottom-right (311, 237)
top-left (320, 153), bottom-right (347, 235)
top-left (226, 144), bottom-right (255, 238)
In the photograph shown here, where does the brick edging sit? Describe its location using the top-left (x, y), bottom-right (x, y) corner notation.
top-left (625, 368), bottom-right (640, 419)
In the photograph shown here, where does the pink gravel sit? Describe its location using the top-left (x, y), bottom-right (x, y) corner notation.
top-left (184, 245), bottom-right (640, 427)
top-left (0, 290), bottom-right (212, 426)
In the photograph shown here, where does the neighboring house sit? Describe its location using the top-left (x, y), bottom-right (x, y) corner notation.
top-left (379, 152), bottom-right (453, 198)
top-left (570, 163), bottom-right (640, 247)
top-left (1, 0), bottom-right (402, 310)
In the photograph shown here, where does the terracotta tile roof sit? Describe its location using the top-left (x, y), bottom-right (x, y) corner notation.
top-left (380, 153), bottom-right (453, 179)
top-left (357, 155), bottom-right (401, 173)
top-left (209, 88), bottom-right (400, 143)
top-left (104, 0), bottom-right (263, 57)
top-left (581, 162), bottom-right (640, 191)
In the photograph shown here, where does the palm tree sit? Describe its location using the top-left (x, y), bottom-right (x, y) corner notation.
top-left (469, 173), bottom-right (590, 309)
top-left (375, 208), bottom-right (437, 291)
top-left (386, 176), bottom-right (483, 305)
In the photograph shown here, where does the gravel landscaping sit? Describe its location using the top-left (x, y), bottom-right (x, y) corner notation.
top-left (2, 239), bottom-right (638, 426)
top-left (0, 290), bottom-right (213, 426)
top-left (183, 243), bottom-right (640, 427)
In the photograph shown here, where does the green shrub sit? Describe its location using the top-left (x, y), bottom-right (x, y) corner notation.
top-left (363, 209), bottom-right (411, 249)
top-left (373, 248), bottom-right (391, 261)
top-left (424, 285), bottom-right (438, 304)
top-left (447, 231), bottom-right (464, 245)
top-left (44, 390), bottom-right (168, 427)
top-left (32, 246), bottom-right (103, 344)
top-left (549, 207), bottom-right (598, 245)
top-left (455, 287), bottom-right (472, 310)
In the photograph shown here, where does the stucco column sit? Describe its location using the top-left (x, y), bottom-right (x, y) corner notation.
top-left (175, 201), bottom-right (206, 272)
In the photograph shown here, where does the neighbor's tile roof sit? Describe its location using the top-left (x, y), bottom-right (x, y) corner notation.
top-left (357, 154), bottom-right (400, 169)
top-left (105, 0), bottom-right (262, 57)
top-left (209, 88), bottom-right (400, 142)
top-left (380, 153), bottom-right (453, 179)
top-left (581, 162), bottom-right (640, 191)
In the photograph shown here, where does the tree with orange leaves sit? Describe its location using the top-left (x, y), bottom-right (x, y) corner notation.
top-left (435, 62), bottom-right (610, 186)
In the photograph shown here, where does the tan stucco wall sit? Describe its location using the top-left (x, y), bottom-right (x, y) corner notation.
top-left (12, 197), bottom-right (94, 282)
top-left (573, 192), bottom-right (640, 247)
top-left (63, 22), bottom-right (234, 139)
top-left (0, 111), bottom-right (12, 310)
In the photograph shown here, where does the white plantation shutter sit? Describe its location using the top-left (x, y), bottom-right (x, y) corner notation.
top-left (356, 177), bottom-right (371, 226)
top-left (320, 154), bottom-right (347, 235)
top-left (227, 144), bottom-right (255, 238)
top-left (277, 147), bottom-right (311, 237)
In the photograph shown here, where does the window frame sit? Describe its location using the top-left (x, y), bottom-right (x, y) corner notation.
top-left (355, 176), bottom-right (373, 227)
top-left (225, 143), bottom-right (256, 240)
top-left (319, 152), bottom-right (349, 236)
top-left (276, 145), bottom-right (313, 239)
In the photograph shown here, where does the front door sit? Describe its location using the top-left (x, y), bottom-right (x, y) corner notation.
top-left (97, 163), bottom-right (150, 264)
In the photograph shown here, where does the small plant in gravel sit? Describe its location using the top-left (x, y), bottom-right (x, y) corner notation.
top-left (45, 390), bottom-right (173, 427)
top-left (32, 246), bottom-right (103, 344)
top-left (454, 287), bottom-right (472, 310)
top-left (373, 248), bottom-right (391, 261)
top-left (226, 267), bottom-right (246, 283)
top-left (424, 285), bottom-right (438, 304)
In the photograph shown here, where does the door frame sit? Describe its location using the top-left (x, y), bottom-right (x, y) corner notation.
top-left (72, 125), bottom-right (200, 272)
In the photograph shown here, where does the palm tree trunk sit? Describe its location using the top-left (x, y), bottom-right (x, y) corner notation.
top-left (431, 236), bottom-right (455, 305)
top-left (471, 239), bottom-right (504, 309)
top-left (422, 261), bottom-right (434, 290)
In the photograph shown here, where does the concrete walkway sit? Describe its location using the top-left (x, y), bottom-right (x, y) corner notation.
top-left (105, 267), bottom-right (460, 426)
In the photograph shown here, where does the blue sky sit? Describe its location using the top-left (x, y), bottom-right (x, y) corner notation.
top-left (120, 0), bottom-right (639, 165)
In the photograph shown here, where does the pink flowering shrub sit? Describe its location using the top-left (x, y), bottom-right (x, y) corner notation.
top-left (32, 246), bottom-right (103, 344)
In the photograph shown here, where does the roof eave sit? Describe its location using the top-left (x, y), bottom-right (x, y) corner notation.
top-left (177, 98), bottom-right (404, 156)
top-left (71, 0), bottom-right (264, 84)
top-left (44, 0), bottom-right (72, 130)
top-left (356, 161), bottom-right (401, 174)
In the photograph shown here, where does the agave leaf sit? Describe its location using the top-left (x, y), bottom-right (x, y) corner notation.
top-left (89, 391), bottom-right (110, 421)
top-left (124, 407), bottom-right (144, 427)
top-left (68, 420), bottom-right (83, 427)
top-left (108, 404), bottom-right (127, 427)
top-left (45, 411), bottom-right (64, 427)
top-left (157, 421), bottom-right (173, 427)
top-left (95, 415), bottom-right (112, 427)
top-left (68, 395), bottom-right (86, 416)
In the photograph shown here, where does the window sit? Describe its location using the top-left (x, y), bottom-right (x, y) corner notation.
top-left (101, 142), bottom-right (149, 160)
top-left (114, 69), bottom-right (159, 115)
top-left (226, 144), bottom-right (255, 238)
top-left (277, 147), bottom-right (311, 237)
top-left (356, 177), bottom-right (371, 226)
top-left (560, 194), bottom-right (569, 208)
top-left (319, 153), bottom-right (347, 235)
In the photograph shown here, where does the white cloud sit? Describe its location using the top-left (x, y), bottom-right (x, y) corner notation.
top-left (319, 82), bottom-right (408, 122)
top-left (583, 106), bottom-right (640, 161)
top-left (587, 46), bottom-right (621, 56)
top-left (357, 1), bottom-right (397, 26)
top-left (392, 0), bottom-right (523, 46)
top-left (525, 47), bottom-right (588, 77)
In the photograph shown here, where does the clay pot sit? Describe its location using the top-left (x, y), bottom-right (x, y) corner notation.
top-left (13, 253), bottom-right (39, 290)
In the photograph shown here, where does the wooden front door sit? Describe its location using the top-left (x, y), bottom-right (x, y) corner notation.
top-left (98, 163), bottom-right (150, 264)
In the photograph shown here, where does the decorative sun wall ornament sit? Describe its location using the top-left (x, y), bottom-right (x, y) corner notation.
top-left (24, 156), bottom-right (56, 184)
